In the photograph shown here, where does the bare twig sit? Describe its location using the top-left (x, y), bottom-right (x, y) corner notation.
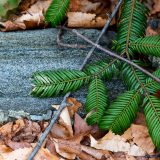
top-left (63, 27), bottom-right (160, 84)
top-left (79, 0), bottom-right (123, 69)
top-left (28, 1), bottom-right (122, 159)
top-left (57, 28), bottom-right (88, 48)
top-left (145, 153), bottom-right (160, 158)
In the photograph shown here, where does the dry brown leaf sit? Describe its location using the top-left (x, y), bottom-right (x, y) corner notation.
top-left (125, 155), bottom-right (136, 160)
top-left (69, 0), bottom-right (101, 13)
top-left (74, 113), bottom-right (92, 135)
top-left (0, 145), bottom-right (12, 154)
top-left (0, 122), bottom-right (13, 139)
top-left (81, 145), bottom-right (112, 159)
top-left (67, 12), bottom-right (107, 28)
top-left (0, 147), bottom-right (58, 160)
top-left (67, 97), bottom-right (82, 118)
top-left (130, 124), bottom-right (155, 154)
top-left (0, 0), bottom-right (51, 31)
top-left (6, 140), bottom-right (31, 150)
top-left (45, 139), bottom-right (58, 156)
top-left (90, 133), bottom-right (146, 156)
top-left (53, 138), bottom-right (76, 159)
top-left (50, 123), bottom-right (70, 139)
top-left (134, 113), bottom-right (146, 126)
top-left (146, 26), bottom-right (160, 36)
top-left (12, 120), bottom-right (41, 143)
top-left (18, 0), bottom-right (38, 12)
top-left (53, 138), bottom-right (97, 160)
top-left (122, 128), bottom-right (132, 141)
top-left (52, 105), bottom-right (73, 137)
top-left (151, 0), bottom-right (160, 15)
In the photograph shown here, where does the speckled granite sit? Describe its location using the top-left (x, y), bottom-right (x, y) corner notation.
top-left (0, 28), bottom-right (125, 115)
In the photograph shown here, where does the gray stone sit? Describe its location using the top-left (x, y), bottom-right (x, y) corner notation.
top-left (0, 28), bottom-right (125, 116)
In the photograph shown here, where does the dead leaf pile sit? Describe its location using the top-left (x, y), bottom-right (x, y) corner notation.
top-left (0, 0), bottom-right (52, 31)
top-left (0, 97), bottom-right (156, 160)
top-left (67, 0), bottom-right (116, 28)
top-left (0, 0), bottom-right (117, 31)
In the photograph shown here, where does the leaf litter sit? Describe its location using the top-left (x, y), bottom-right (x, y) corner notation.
top-left (0, 97), bottom-right (157, 160)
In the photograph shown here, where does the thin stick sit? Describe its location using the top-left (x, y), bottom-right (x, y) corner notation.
top-left (145, 153), bottom-right (160, 158)
top-left (57, 28), bottom-right (88, 49)
top-left (79, 0), bottom-right (122, 70)
top-left (28, 1), bottom-right (122, 159)
top-left (63, 27), bottom-right (160, 84)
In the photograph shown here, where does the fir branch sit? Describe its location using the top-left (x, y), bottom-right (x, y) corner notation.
top-left (45, 0), bottom-right (70, 27)
top-left (99, 90), bottom-right (141, 133)
top-left (63, 27), bottom-right (160, 84)
top-left (85, 78), bottom-right (108, 125)
top-left (28, 1), bottom-right (122, 159)
top-left (130, 36), bottom-right (160, 57)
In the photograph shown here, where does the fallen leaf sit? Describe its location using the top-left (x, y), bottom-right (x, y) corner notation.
top-left (53, 138), bottom-right (97, 160)
top-left (74, 113), bottom-right (92, 135)
top-left (52, 105), bottom-right (73, 137)
top-left (0, 147), bottom-right (59, 160)
top-left (6, 140), bottom-right (31, 150)
top-left (69, 0), bottom-right (101, 13)
top-left (18, 0), bottom-right (38, 12)
top-left (151, 0), bottom-right (160, 15)
top-left (67, 12), bottom-right (107, 28)
top-left (50, 123), bottom-right (70, 139)
top-left (81, 145), bottom-right (112, 159)
top-left (90, 133), bottom-right (146, 156)
top-left (45, 138), bottom-right (57, 155)
top-left (0, 0), bottom-right (51, 31)
top-left (131, 124), bottom-right (155, 154)
top-left (125, 155), bottom-right (136, 160)
top-left (12, 120), bottom-right (41, 143)
top-left (134, 113), bottom-right (146, 126)
top-left (122, 128), bottom-right (132, 141)
top-left (0, 145), bottom-right (12, 154)
top-left (53, 138), bottom-right (76, 159)
top-left (67, 97), bottom-right (82, 118)
top-left (0, 122), bottom-right (13, 139)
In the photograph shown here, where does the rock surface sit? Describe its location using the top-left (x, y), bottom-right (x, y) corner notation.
top-left (0, 28), bottom-right (125, 116)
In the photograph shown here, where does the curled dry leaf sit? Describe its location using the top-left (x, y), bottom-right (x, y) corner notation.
top-left (81, 145), bottom-right (112, 159)
top-left (67, 12), bottom-right (107, 28)
top-left (53, 138), bottom-right (97, 160)
top-left (53, 138), bottom-right (76, 159)
top-left (90, 132), bottom-right (146, 156)
top-left (67, 97), bottom-right (82, 118)
top-left (52, 105), bottom-right (73, 137)
top-left (74, 113), bottom-right (92, 135)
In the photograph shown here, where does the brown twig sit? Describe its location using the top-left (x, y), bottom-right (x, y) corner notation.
top-left (63, 27), bottom-right (160, 84)
top-left (57, 28), bottom-right (88, 49)
top-left (28, 1), bottom-right (122, 159)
